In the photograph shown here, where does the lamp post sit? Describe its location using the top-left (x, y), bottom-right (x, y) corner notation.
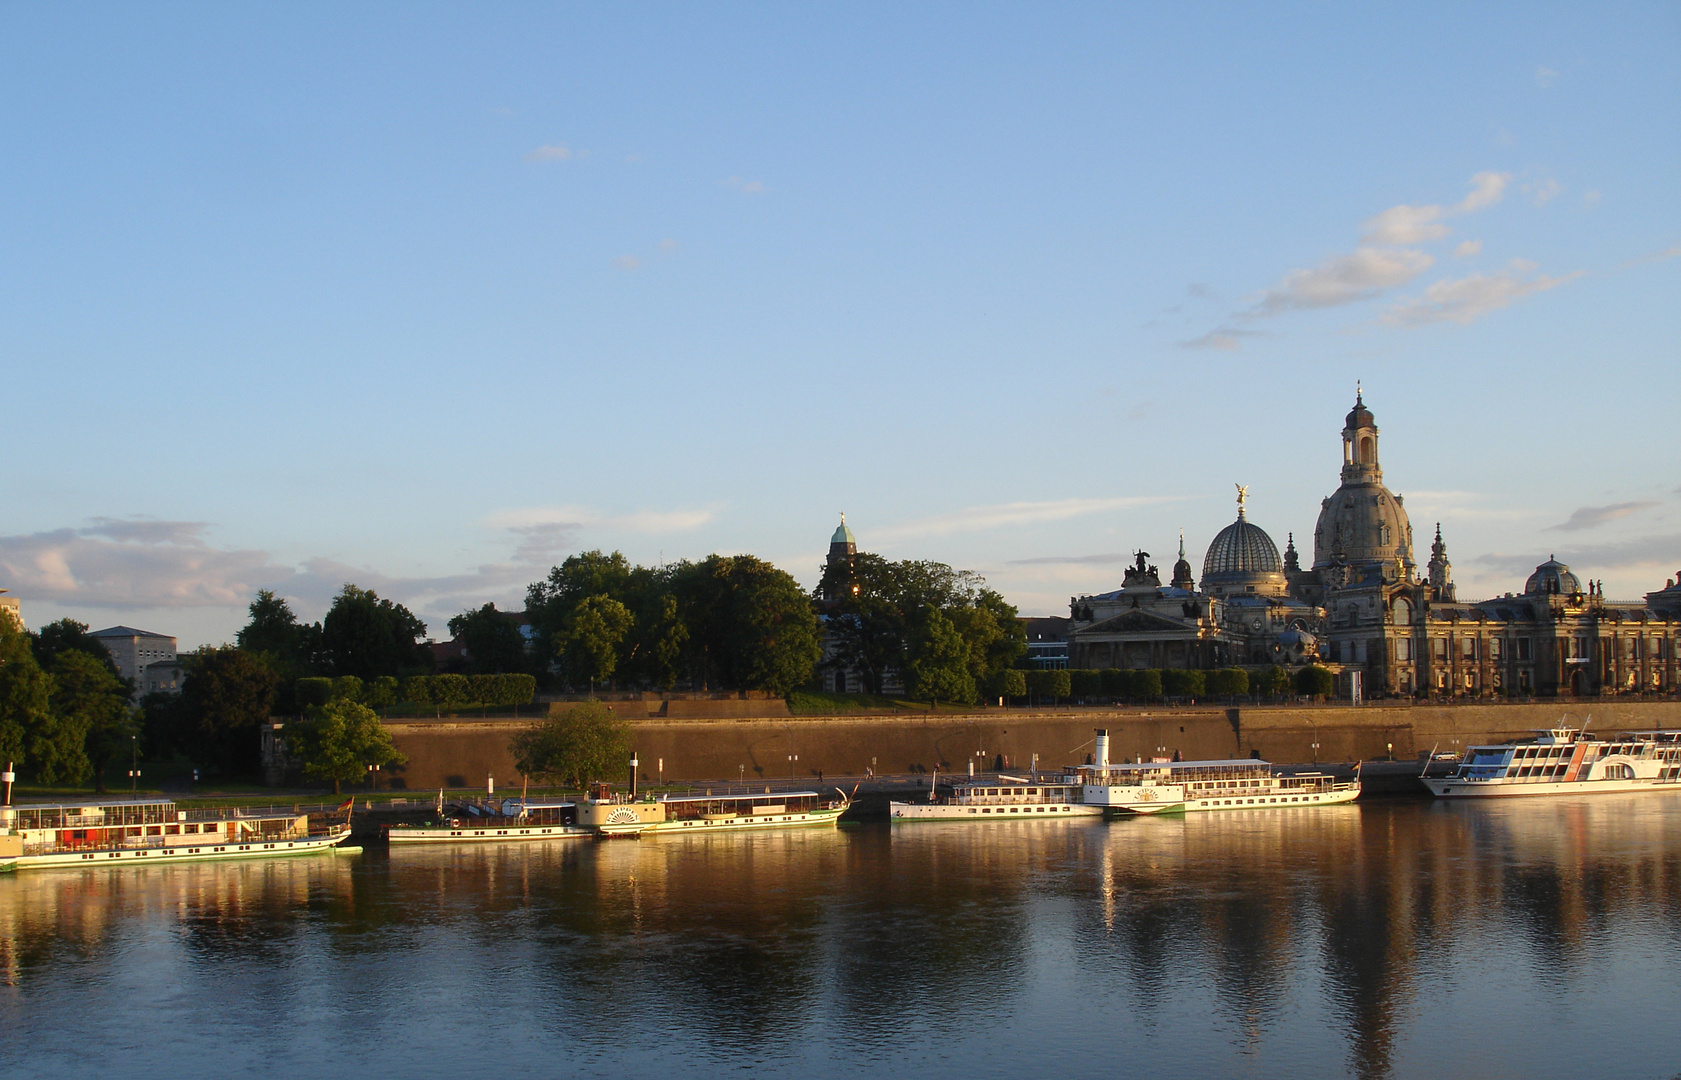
top-left (787, 753), bottom-right (798, 781)
top-left (739, 763), bottom-right (745, 790)
top-left (129, 735), bottom-right (139, 793)
top-left (1311, 741), bottom-right (1321, 763)
top-left (366, 763), bottom-right (380, 792)
top-left (1387, 742), bottom-right (1394, 761)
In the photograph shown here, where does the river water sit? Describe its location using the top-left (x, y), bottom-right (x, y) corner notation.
top-left (3, 797), bottom-right (1679, 1080)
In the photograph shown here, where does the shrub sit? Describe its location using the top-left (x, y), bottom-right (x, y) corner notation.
top-left (1069, 669), bottom-right (1103, 700)
top-left (1294, 665), bottom-right (1335, 697)
top-left (295, 677), bottom-right (333, 709)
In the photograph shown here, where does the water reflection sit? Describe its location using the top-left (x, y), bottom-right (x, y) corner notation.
top-left (1, 799), bottom-right (1678, 1079)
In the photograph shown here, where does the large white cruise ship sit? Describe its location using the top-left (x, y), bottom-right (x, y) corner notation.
top-left (1421, 725), bottom-right (1681, 799)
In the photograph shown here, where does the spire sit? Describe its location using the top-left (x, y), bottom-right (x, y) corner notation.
top-left (1178, 529), bottom-right (1186, 559)
top-left (1428, 521), bottom-right (1454, 601)
top-left (1283, 531), bottom-right (1300, 573)
top-left (1234, 483), bottom-right (1248, 519)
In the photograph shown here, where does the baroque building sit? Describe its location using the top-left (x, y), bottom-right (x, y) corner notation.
top-left (1067, 391), bottom-right (1680, 698)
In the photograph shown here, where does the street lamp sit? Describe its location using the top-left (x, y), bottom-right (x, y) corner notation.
top-left (130, 735), bottom-right (138, 793)
top-left (366, 763), bottom-right (380, 792)
top-left (1311, 741), bottom-right (1321, 763)
top-left (739, 763), bottom-right (745, 789)
top-left (787, 753), bottom-right (798, 781)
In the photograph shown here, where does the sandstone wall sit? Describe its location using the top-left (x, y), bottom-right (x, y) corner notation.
top-left (372, 700), bottom-right (1680, 790)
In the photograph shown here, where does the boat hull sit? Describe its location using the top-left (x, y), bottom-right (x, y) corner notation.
top-left (387, 823), bottom-right (594, 844)
top-left (889, 801), bottom-right (1103, 821)
top-left (1422, 777), bottom-right (1681, 798)
top-left (594, 806), bottom-right (845, 837)
top-left (1089, 784), bottom-right (1360, 815)
top-left (3, 826), bottom-right (355, 872)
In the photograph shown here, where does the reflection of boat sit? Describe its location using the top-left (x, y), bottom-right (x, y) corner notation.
top-left (0, 798), bottom-right (356, 871)
top-left (889, 769), bottom-right (1102, 821)
top-left (575, 787), bottom-right (849, 836)
top-left (1422, 726), bottom-right (1681, 799)
top-left (1072, 730), bottom-right (1360, 816)
top-left (386, 798), bottom-right (593, 844)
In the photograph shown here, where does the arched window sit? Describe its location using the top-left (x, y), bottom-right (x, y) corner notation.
top-left (1358, 435), bottom-right (1375, 464)
top-left (1392, 598), bottom-right (1412, 626)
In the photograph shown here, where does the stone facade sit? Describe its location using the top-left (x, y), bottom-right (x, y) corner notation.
top-left (1068, 391), bottom-right (1680, 698)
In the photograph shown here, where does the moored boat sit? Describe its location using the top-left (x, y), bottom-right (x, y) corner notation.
top-left (386, 797), bottom-right (593, 844)
top-left (1421, 725), bottom-right (1681, 799)
top-left (575, 786), bottom-right (849, 837)
top-left (0, 797), bottom-right (356, 871)
top-left (889, 770), bottom-right (1102, 821)
top-left (1074, 729), bottom-right (1360, 815)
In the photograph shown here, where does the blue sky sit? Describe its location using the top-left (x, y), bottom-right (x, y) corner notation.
top-left (2, 3), bottom-right (1677, 647)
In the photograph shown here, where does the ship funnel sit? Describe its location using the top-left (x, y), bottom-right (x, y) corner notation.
top-left (1093, 729), bottom-right (1110, 769)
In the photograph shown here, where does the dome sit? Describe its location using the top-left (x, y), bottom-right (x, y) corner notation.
top-left (831, 521), bottom-right (855, 546)
top-left (1204, 517), bottom-right (1282, 576)
top-left (1345, 390), bottom-right (1375, 430)
top-left (1525, 557), bottom-right (1581, 597)
top-left (1201, 506), bottom-right (1289, 598)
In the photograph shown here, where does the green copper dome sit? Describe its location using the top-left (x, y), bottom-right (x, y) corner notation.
top-left (831, 515), bottom-right (856, 546)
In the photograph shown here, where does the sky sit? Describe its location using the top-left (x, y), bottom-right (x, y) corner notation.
top-left (1, 2), bottom-right (1677, 648)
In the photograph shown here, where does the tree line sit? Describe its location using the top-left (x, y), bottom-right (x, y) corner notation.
top-left (1013, 665), bottom-right (1338, 704)
top-left (0, 619), bottom-right (135, 791)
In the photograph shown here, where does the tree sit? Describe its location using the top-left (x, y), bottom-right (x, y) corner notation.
top-left (320, 585), bottom-right (429, 680)
top-left (1258, 665), bottom-right (1292, 697)
top-left (31, 618), bottom-right (121, 680)
top-left (557, 595), bottom-right (633, 689)
top-left (0, 624), bottom-right (56, 782)
top-left (50, 649), bottom-right (133, 791)
top-left (236, 590), bottom-right (323, 678)
top-left (676, 555), bottom-right (821, 695)
top-left (509, 701), bottom-right (631, 789)
top-left (447, 603), bottom-right (530, 675)
top-left (905, 608), bottom-right (977, 705)
top-left (174, 647), bottom-right (281, 776)
top-left (1295, 665), bottom-right (1336, 698)
top-left (992, 668), bottom-right (1027, 702)
top-left (365, 675), bottom-right (400, 711)
top-left (287, 699), bottom-right (405, 794)
top-left (526, 551), bottom-right (636, 670)
top-left (1209, 668), bottom-right (1250, 697)
top-left (627, 593), bottom-right (687, 690)
top-left (816, 554), bottom-right (1022, 695)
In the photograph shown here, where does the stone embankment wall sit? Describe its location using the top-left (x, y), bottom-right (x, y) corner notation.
top-left (371, 700), bottom-right (1680, 790)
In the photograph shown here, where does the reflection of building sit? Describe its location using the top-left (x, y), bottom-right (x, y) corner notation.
top-left (1067, 391), bottom-right (1681, 697)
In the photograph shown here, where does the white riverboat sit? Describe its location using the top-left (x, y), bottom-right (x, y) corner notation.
top-left (1072, 729), bottom-right (1360, 815)
top-left (1421, 726), bottom-right (1681, 799)
top-left (386, 797), bottom-right (593, 844)
top-left (575, 787), bottom-right (849, 837)
top-left (889, 771), bottom-right (1103, 821)
top-left (0, 797), bottom-right (356, 871)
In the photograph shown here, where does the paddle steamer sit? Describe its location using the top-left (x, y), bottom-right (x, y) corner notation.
top-left (1076, 729), bottom-right (1360, 815)
top-left (889, 771), bottom-right (1102, 821)
top-left (575, 785), bottom-right (849, 837)
top-left (1422, 725), bottom-right (1681, 799)
top-left (0, 797), bottom-right (355, 871)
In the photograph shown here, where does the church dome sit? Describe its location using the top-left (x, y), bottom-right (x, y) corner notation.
top-left (1345, 392), bottom-right (1375, 430)
top-left (831, 516), bottom-right (856, 547)
top-left (1525, 557), bottom-right (1581, 597)
top-left (1201, 494), bottom-right (1288, 597)
top-left (1204, 517), bottom-right (1282, 577)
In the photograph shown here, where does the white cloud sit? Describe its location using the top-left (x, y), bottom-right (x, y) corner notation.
top-left (1536, 66), bottom-right (1559, 88)
top-left (1180, 328), bottom-right (1244, 350)
top-left (1252, 247), bottom-right (1435, 315)
top-left (524, 144), bottom-right (573, 162)
top-left (1583, 189), bottom-right (1602, 208)
top-left (484, 505), bottom-right (716, 534)
top-left (873, 497), bottom-right (1184, 543)
top-left (612, 255), bottom-right (641, 270)
top-left (1360, 172), bottom-right (1509, 245)
top-left (1454, 239), bottom-right (1483, 258)
top-left (1362, 206), bottom-right (1449, 247)
top-left (1548, 501), bottom-right (1659, 533)
top-left (1381, 264), bottom-right (1582, 326)
top-left (1526, 178), bottom-right (1563, 206)
top-left (0, 522), bottom-right (293, 609)
top-left (1620, 244), bottom-right (1681, 268)
top-left (722, 176), bottom-right (766, 194)
top-left (658, 238), bottom-right (679, 252)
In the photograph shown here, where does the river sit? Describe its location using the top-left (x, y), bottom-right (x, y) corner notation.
top-left (3, 797), bottom-right (1679, 1079)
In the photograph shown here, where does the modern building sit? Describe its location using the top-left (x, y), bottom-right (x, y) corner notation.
top-left (89, 626), bottom-right (178, 686)
top-left (1066, 391), bottom-right (1679, 698)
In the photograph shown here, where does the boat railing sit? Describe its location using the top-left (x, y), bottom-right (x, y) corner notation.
top-left (19, 823), bottom-right (336, 857)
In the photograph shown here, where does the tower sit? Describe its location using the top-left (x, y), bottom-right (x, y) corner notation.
top-left (1312, 386), bottom-right (1415, 584)
top-left (1170, 530), bottom-right (1195, 591)
top-left (820, 513), bottom-right (859, 601)
top-left (1427, 523), bottom-right (1455, 602)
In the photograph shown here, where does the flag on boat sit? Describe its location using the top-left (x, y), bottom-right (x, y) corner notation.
top-left (336, 798), bottom-right (354, 813)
